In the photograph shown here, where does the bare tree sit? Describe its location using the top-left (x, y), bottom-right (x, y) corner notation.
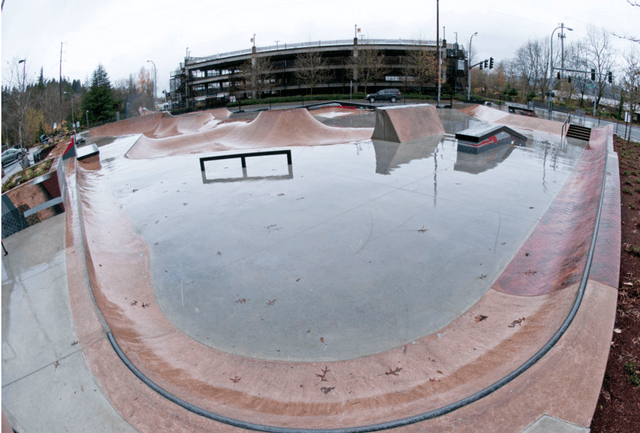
top-left (404, 43), bottom-right (438, 94)
top-left (2, 58), bottom-right (33, 166)
top-left (514, 38), bottom-right (553, 99)
top-left (621, 48), bottom-right (640, 118)
top-left (293, 51), bottom-right (333, 95)
top-left (613, 1), bottom-right (640, 44)
top-left (137, 67), bottom-right (154, 110)
top-left (584, 25), bottom-right (616, 108)
top-left (240, 56), bottom-right (274, 99)
top-left (561, 42), bottom-right (589, 105)
top-left (350, 47), bottom-right (388, 95)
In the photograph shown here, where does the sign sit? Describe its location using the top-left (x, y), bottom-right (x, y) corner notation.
top-left (626, 112), bottom-right (632, 123)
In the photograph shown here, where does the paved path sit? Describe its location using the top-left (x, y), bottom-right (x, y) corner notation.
top-left (1, 214), bottom-right (137, 433)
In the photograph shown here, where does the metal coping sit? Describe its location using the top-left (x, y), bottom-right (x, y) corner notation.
top-left (71, 135), bottom-right (610, 432)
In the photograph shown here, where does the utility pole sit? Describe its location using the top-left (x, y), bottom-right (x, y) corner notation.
top-left (548, 24), bottom-right (572, 115)
top-left (59, 42), bottom-right (63, 105)
top-left (560, 23), bottom-right (566, 72)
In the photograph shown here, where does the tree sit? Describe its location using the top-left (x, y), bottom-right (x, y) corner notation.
top-left (350, 47), bottom-right (388, 95)
top-left (562, 42), bottom-right (589, 105)
top-left (513, 38), bottom-right (552, 99)
top-left (82, 64), bottom-right (117, 125)
top-left (613, 1), bottom-right (640, 44)
top-left (404, 44), bottom-right (438, 94)
top-left (584, 25), bottom-right (617, 108)
top-left (2, 58), bottom-right (33, 167)
top-left (240, 56), bottom-right (274, 98)
top-left (621, 48), bottom-right (640, 120)
top-left (294, 51), bottom-right (333, 95)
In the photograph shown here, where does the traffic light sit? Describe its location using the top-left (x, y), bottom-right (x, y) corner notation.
top-left (489, 57), bottom-right (494, 69)
top-left (608, 71), bottom-right (613, 84)
top-left (479, 61), bottom-right (483, 70)
top-left (568, 75), bottom-right (572, 83)
top-left (557, 72), bottom-right (561, 79)
top-left (591, 68), bottom-right (596, 81)
top-left (484, 59), bottom-right (488, 69)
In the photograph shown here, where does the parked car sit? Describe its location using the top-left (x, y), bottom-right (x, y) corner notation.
top-left (2, 148), bottom-right (24, 167)
top-left (366, 88), bottom-right (401, 103)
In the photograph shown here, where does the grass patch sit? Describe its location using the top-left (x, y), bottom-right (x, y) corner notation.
top-left (2, 158), bottom-right (54, 192)
top-left (625, 362), bottom-right (640, 387)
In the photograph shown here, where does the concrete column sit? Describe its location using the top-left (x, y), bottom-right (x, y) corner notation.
top-left (352, 39), bottom-right (359, 94)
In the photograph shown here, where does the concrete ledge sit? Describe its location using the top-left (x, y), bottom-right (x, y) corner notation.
top-left (76, 143), bottom-right (99, 160)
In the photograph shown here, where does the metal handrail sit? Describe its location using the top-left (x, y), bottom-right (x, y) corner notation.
top-left (562, 113), bottom-right (572, 142)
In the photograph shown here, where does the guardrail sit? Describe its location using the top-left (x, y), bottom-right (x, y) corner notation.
top-left (188, 39), bottom-right (441, 64)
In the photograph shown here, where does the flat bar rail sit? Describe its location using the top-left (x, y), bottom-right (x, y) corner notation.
top-left (199, 149), bottom-right (292, 172)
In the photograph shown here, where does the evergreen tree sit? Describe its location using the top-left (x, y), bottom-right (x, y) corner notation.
top-left (82, 64), bottom-right (117, 125)
top-left (37, 67), bottom-right (46, 90)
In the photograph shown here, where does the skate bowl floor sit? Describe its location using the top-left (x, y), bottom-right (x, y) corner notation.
top-left (63, 105), bottom-right (620, 432)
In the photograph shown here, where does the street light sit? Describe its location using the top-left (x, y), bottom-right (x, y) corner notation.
top-left (18, 59), bottom-right (26, 92)
top-left (18, 59), bottom-right (26, 164)
top-left (467, 32), bottom-right (478, 100)
top-left (147, 59), bottom-right (157, 109)
top-left (548, 24), bottom-right (572, 113)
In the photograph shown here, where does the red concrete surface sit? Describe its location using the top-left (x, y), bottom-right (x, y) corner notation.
top-left (460, 105), bottom-right (563, 136)
top-left (89, 108), bottom-right (232, 139)
top-left (371, 105), bottom-right (445, 143)
top-left (491, 126), bottom-right (612, 296)
top-left (125, 108), bottom-right (373, 159)
top-left (62, 109), bottom-right (620, 431)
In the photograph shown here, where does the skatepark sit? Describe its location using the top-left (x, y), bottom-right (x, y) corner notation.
top-left (2, 102), bottom-right (620, 432)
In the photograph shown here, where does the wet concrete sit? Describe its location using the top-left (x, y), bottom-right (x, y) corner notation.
top-left (92, 127), bottom-right (586, 362)
top-left (1, 214), bottom-right (138, 433)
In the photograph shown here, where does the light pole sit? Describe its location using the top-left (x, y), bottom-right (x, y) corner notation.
top-left (436, 0), bottom-right (440, 105)
top-left (86, 110), bottom-right (89, 129)
top-left (548, 24), bottom-right (572, 114)
top-left (63, 92), bottom-right (75, 128)
top-left (147, 60), bottom-right (157, 109)
top-left (467, 33), bottom-right (478, 101)
top-left (18, 59), bottom-right (26, 162)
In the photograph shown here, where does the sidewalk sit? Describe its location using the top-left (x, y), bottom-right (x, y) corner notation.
top-left (1, 214), bottom-right (137, 433)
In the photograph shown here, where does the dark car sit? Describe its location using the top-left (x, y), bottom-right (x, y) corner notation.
top-left (366, 88), bottom-right (401, 103)
top-left (2, 148), bottom-right (24, 167)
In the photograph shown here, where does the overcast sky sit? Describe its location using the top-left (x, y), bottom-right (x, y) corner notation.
top-left (2, 0), bottom-right (638, 96)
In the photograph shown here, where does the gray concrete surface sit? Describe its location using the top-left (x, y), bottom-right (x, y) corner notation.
top-left (521, 415), bottom-right (590, 433)
top-left (1, 214), bottom-right (137, 433)
top-left (95, 123), bottom-right (586, 362)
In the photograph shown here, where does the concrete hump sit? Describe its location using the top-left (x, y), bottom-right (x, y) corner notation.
top-left (371, 104), bottom-right (445, 143)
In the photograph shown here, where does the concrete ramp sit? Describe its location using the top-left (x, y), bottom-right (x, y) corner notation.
top-left (372, 104), bottom-right (445, 143)
top-left (460, 104), bottom-right (563, 136)
top-left (90, 108), bottom-right (232, 139)
top-left (126, 108), bottom-right (373, 159)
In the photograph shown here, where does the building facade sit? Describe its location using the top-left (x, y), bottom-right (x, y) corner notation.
top-left (169, 38), bottom-right (468, 109)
